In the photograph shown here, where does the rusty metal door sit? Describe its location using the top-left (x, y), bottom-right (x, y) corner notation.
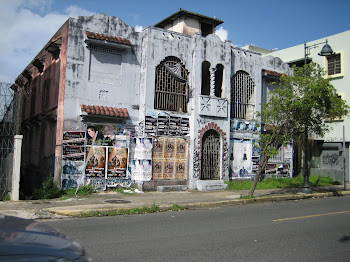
top-left (201, 130), bottom-right (220, 180)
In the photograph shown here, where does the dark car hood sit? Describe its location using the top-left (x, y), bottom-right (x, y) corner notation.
top-left (0, 214), bottom-right (87, 261)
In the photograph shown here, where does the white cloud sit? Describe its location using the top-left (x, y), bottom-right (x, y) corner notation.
top-left (0, 0), bottom-right (93, 84)
top-left (64, 5), bottom-right (94, 18)
top-left (215, 26), bottom-right (228, 42)
top-left (134, 25), bottom-right (143, 32)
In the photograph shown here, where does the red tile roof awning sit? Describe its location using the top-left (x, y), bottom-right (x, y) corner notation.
top-left (81, 104), bottom-right (129, 118)
top-left (85, 31), bottom-right (131, 46)
top-left (262, 69), bottom-right (285, 77)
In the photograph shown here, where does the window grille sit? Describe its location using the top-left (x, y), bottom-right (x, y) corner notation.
top-left (231, 71), bottom-right (255, 120)
top-left (155, 57), bottom-right (189, 113)
top-left (327, 54), bottom-right (341, 75)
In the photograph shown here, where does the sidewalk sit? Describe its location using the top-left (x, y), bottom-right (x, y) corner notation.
top-left (1, 184), bottom-right (349, 220)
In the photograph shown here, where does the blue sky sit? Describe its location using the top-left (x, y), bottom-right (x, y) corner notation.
top-left (1, 0), bottom-right (349, 83)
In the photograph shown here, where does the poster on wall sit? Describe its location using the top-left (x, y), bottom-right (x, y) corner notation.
top-left (152, 137), bottom-right (188, 180)
top-left (230, 139), bottom-right (253, 179)
top-left (152, 139), bottom-right (164, 159)
top-left (63, 131), bottom-right (85, 144)
top-left (85, 146), bottom-right (106, 178)
top-left (175, 160), bottom-right (186, 180)
top-left (62, 131), bottom-right (85, 160)
top-left (61, 131), bottom-right (85, 189)
top-left (164, 139), bottom-right (175, 159)
top-left (86, 124), bottom-right (125, 146)
top-left (130, 137), bottom-right (153, 181)
top-left (107, 147), bottom-right (128, 177)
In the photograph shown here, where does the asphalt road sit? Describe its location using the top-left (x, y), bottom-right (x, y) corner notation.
top-left (44, 196), bottom-right (350, 262)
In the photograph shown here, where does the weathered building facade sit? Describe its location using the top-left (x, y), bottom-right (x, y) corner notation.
top-left (15, 10), bottom-right (290, 194)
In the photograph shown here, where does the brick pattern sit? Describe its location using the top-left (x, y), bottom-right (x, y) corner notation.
top-left (197, 122), bottom-right (227, 179)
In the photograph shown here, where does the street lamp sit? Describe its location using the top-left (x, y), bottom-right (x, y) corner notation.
top-left (302, 39), bottom-right (334, 194)
top-left (304, 39), bottom-right (334, 65)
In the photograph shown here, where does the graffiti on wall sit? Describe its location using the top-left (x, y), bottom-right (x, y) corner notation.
top-left (197, 119), bottom-right (209, 125)
top-left (222, 139), bottom-right (229, 178)
top-left (192, 139), bottom-right (200, 178)
top-left (321, 150), bottom-right (341, 170)
top-left (61, 160), bottom-right (84, 190)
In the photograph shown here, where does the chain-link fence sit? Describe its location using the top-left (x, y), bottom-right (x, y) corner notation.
top-left (0, 82), bottom-right (16, 199)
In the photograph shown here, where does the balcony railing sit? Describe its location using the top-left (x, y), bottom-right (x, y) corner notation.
top-left (199, 95), bottom-right (227, 118)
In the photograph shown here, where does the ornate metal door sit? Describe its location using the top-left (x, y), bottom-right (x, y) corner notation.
top-left (201, 130), bottom-right (220, 180)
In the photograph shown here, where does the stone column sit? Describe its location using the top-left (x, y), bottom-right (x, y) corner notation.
top-left (210, 68), bottom-right (216, 96)
top-left (11, 135), bottom-right (23, 201)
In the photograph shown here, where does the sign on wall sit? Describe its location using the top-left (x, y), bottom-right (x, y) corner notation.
top-left (152, 137), bottom-right (187, 180)
top-left (61, 131), bottom-right (86, 189)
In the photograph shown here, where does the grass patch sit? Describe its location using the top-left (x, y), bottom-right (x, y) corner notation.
top-left (226, 176), bottom-right (339, 191)
top-left (29, 176), bottom-right (96, 200)
top-left (62, 185), bottom-right (96, 197)
top-left (31, 177), bottom-right (62, 200)
top-left (79, 204), bottom-right (160, 217)
top-left (170, 204), bottom-right (187, 211)
top-left (76, 203), bottom-right (188, 218)
top-left (0, 193), bottom-right (10, 201)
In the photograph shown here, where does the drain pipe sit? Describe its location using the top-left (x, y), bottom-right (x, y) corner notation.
top-left (343, 126), bottom-right (346, 190)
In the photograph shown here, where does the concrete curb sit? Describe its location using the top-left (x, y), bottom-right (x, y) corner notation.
top-left (46, 190), bottom-right (350, 217)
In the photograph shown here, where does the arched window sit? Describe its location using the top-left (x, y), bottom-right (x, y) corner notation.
top-left (231, 70), bottom-right (255, 120)
top-left (201, 129), bottom-right (221, 180)
top-left (215, 64), bottom-right (224, 97)
top-left (201, 61), bottom-right (210, 95)
top-left (155, 56), bottom-right (189, 113)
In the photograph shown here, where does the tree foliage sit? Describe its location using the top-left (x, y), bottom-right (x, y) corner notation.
top-left (249, 63), bottom-right (349, 196)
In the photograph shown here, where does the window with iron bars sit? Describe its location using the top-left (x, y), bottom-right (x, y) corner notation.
top-left (327, 53), bottom-right (341, 75)
top-left (231, 71), bottom-right (255, 120)
top-left (155, 57), bottom-right (189, 113)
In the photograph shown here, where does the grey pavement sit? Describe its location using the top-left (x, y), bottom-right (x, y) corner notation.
top-left (1, 183), bottom-right (349, 220)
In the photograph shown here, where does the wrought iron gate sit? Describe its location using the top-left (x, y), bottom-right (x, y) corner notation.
top-left (0, 83), bottom-right (16, 199)
top-left (201, 130), bottom-right (220, 180)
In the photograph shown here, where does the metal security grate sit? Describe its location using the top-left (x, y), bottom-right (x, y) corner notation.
top-left (155, 57), bottom-right (189, 113)
top-left (327, 54), bottom-right (341, 75)
top-left (231, 71), bottom-right (255, 120)
top-left (201, 130), bottom-right (220, 180)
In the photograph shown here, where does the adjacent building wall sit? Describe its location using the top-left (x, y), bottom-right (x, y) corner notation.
top-left (270, 30), bottom-right (350, 181)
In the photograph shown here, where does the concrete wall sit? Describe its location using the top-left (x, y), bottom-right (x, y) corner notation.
top-left (63, 14), bottom-right (142, 131)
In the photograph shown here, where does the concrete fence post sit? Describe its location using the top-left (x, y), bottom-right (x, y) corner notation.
top-left (11, 135), bottom-right (23, 201)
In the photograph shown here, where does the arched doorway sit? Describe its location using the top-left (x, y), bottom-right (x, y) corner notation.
top-left (201, 129), bottom-right (221, 180)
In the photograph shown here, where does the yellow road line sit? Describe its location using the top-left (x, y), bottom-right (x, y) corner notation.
top-left (273, 210), bottom-right (350, 222)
